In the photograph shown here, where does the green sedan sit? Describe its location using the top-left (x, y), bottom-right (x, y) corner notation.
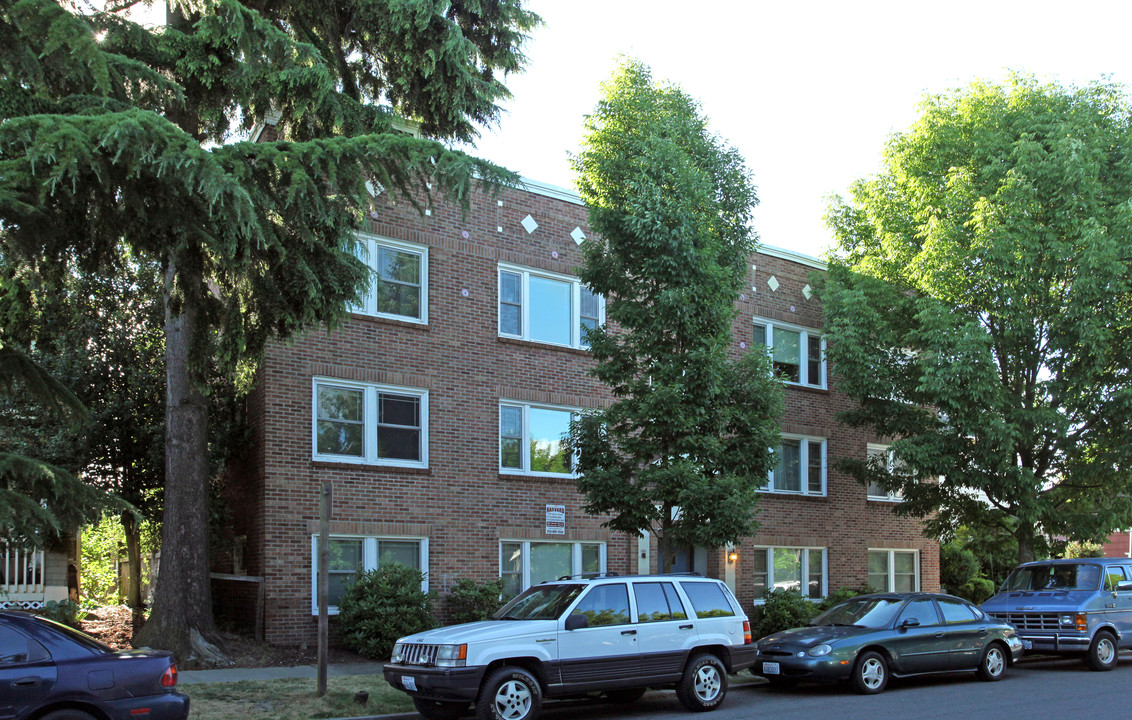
top-left (752, 592), bottom-right (1027, 694)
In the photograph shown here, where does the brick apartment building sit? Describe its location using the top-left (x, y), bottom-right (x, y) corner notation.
top-left (217, 177), bottom-right (939, 646)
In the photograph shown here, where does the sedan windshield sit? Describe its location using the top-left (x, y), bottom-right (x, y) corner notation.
top-left (1002, 563), bottom-right (1102, 591)
top-left (493, 584), bottom-right (584, 620)
top-left (812, 597), bottom-right (904, 629)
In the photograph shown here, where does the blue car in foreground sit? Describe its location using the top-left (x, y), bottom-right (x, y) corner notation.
top-left (0, 610), bottom-right (189, 720)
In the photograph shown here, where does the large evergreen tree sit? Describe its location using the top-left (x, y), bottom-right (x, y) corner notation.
top-left (0, 0), bottom-right (537, 664)
top-left (821, 75), bottom-right (1132, 564)
top-left (570, 60), bottom-right (783, 571)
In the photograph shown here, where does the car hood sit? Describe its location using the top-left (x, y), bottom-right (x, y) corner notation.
top-left (982, 591), bottom-right (1095, 613)
top-left (759, 624), bottom-right (871, 648)
top-left (398, 619), bottom-right (559, 645)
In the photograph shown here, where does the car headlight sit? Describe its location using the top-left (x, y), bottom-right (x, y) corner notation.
top-left (391, 643), bottom-right (405, 663)
top-left (434, 644), bottom-right (468, 668)
top-left (807, 644), bottom-right (833, 657)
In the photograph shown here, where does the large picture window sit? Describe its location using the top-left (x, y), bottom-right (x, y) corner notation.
top-left (752, 319), bottom-right (824, 388)
top-left (310, 535), bottom-right (427, 614)
top-left (500, 402), bottom-right (575, 476)
top-left (762, 436), bottom-right (826, 496)
top-left (350, 235), bottom-right (428, 323)
top-left (313, 379), bottom-right (427, 467)
top-left (752, 546), bottom-right (826, 601)
top-left (498, 264), bottom-right (603, 349)
top-left (500, 541), bottom-right (605, 599)
top-left (868, 549), bottom-right (919, 592)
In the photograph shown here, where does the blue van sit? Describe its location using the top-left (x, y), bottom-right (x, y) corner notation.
top-left (981, 557), bottom-right (1132, 671)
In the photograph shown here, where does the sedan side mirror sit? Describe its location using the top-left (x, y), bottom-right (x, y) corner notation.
top-left (565, 614), bottom-right (589, 631)
top-left (900, 618), bottom-right (920, 628)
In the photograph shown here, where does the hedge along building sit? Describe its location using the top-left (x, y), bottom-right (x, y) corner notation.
top-left (214, 177), bottom-right (939, 646)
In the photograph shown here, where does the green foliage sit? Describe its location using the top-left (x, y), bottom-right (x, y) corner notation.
top-left (750, 589), bottom-right (818, 640)
top-left (570, 59), bottom-right (784, 562)
top-left (955, 577), bottom-right (997, 604)
top-left (940, 542), bottom-right (980, 593)
top-left (1063, 540), bottom-right (1104, 558)
top-left (817, 584), bottom-right (877, 612)
top-left (337, 564), bottom-right (437, 660)
top-left (38, 599), bottom-right (86, 628)
top-left (446, 578), bottom-right (504, 625)
top-left (821, 75), bottom-right (1132, 564)
top-left (81, 513), bottom-right (124, 603)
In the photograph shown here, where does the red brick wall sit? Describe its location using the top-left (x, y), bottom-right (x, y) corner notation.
top-left (224, 181), bottom-right (939, 646)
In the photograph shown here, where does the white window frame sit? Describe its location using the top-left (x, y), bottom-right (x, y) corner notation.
top-left (312, 377), bottom-right (428, 468)
top-left (762, 434), bottom-right (827, 496)
top-left (499, 540), bottom-right (607, 595)
top-left (752, 318), bottom-right (826, 388)
top-left (310, 534), bottom-right (429, 615)
top-left (350, 234), bottom-right (429, 324)
top-left (751, 546), bottom-right (827, 603)
top-left (499, 401), bottom-right (578, 477)
top-left (497, 263), bottom-right (604, 349)
top-left (868, 548), bottom-right (920, 592)
top-left (866, 443), bottom-right (904, 502)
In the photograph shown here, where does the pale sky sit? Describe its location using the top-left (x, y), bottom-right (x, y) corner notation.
top-left (467, 0), bottom-right (1132, 259)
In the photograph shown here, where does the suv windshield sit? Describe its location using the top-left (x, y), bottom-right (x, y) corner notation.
top-left (812, 597), bottom-right (904, 629)
top-left (493, 584), bottom-right (584, 620)
top-left (1002, 563), bottom-right (1102, 591)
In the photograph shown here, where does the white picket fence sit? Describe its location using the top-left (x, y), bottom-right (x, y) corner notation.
top-left (1, 545), bottom-right (49, 608)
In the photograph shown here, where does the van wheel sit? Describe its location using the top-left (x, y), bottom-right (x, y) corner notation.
top-left (476, 666), bottom-right (542, 720)
top-left (976, 643), bottom-right (1007, 681)
top-left (1086, 630), bottom-right (1118, 671)
top-left (676, 653), bottom-right (727, 712)
top-left (604, 687), bottom-right (646, 704)
top-left (852, 651), bottom-right (888, 694)
top-left (414, 698), bottom-right (468, 720)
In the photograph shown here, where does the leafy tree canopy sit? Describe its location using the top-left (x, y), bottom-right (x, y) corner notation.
top-left (570, 60), bottom-right (783, 567)
top-left (821, 75), bottom-right (1132, 563)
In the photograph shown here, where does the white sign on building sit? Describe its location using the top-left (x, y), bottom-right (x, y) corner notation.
top-left (545, 504), bottom-right (566, 535)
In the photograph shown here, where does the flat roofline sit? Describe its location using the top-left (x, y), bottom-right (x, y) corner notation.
top-left (758, 244), bottom-right (827, 270)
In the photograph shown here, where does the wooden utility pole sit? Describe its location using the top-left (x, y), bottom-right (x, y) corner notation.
top-left (317, 482), bottom-right (331, 697)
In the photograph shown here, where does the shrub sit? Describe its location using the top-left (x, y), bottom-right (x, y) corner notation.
top-left (817, 584), bottom-right (877, 612)
top-left (337, 564), bottom-right (437, 660)
top-left (956, 577), bottom-right (997, 604)
top-left (940, 542), bottom-right (980, 593)
top-left (446, 578), bottom-right (505, 625)
top-left (39, 599), bottom-right (86, 628)
top-left (750, 588), bottom-right (819, 640)
top-left (1063, 540), bottom-right (1104, 559)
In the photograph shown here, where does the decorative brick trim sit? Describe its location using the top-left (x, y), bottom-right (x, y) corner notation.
top-left (782, 423), bottom-right (832, 437)
top-left (306, 520), bottom-right (434, 537)
top-left (308, 364), bottom-right (434, 389)
top-left (498, 388), bottom-right (610, 409)
top-left (497, 527), bottom-right (612, 542)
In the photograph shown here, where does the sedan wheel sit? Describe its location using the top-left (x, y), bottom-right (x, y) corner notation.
top-left (976, 643), bottom-right (1007, 681)
top-left (852, 651), bottom-right (888, 694)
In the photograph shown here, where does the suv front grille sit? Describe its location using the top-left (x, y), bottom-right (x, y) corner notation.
top-left (400, 643), bottom-right (441, 666)
top-left (997, 612), bottom-right (1062, 631)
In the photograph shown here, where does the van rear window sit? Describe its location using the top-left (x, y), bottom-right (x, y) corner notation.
top-left (680, 582), bottom-right (736, 618)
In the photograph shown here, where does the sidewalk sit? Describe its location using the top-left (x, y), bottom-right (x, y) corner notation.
top-left (179, 661), bottom-right (385, 684)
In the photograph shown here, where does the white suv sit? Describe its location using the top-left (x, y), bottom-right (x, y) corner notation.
top-left (383, 573), bottom-right (757, 720)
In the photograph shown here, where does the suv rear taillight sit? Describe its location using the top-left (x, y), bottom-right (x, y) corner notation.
top-left (743, 620), bottom-right (753, 644)
top-left (161, 664), bottom-right (178, 687)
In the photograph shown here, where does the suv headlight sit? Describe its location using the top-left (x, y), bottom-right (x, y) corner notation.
top-left (807, 644), bottom-right (833, 657)
top-left (435, 644), bottom-right (468, 668)
top-left (391, 643), bottom-right (405, 663)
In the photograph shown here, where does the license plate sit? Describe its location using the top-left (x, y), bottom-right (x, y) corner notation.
top-left (762, 662), bottom-right (781, 675)
top-left (402, 675), bottom-right (417, 692)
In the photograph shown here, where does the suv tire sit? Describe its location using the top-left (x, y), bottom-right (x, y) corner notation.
top-left (414, 698), bottom-right (468, 720)
top-left (477, 666), bottom-right (542, 720)
top-left (1086, 630), bottom-right (1118, 672)
top-left (675, 653), bottom-right (727, 712)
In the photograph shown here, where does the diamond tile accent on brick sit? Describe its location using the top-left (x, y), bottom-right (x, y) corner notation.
top-left (803, 284), bottom-right (813, 300)
top-left (521, 215), bottom-right (539, 234)
top-left (767, 275), bottom-right (780, 292)
top-left (571, 227), bottom-right (586, 245)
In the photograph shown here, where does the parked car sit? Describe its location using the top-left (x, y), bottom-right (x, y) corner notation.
top-left (752, 592), bottom-right (1025, 694)
top-left (981, 557), bottom-right (1132, 671)
top-left (383, 573), bottom-right (757, 720)
top-left (0, 610), bottom-right (189, 720)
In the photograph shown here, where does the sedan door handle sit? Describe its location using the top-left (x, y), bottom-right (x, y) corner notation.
top-left (12, 678), bottom-right (40, 688)
top-left (621, 629), bottom-right (637, 636)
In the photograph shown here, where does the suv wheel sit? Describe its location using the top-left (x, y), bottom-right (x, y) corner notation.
top-left (477, 666), bottom-right (542, 720)
top-left (676, 653), bottom-right (727, 712)
top-left (414, 698), bottom-right (468, 720)
top-left (1086, 630), bottom-right (1119, 672)
top-left (976, 643), bottom-right (1007, 681)
top-left (852, 651), bottom-right (888, 694)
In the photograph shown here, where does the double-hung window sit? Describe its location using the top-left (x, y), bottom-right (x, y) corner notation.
top-left (310, 535), bottom-right (428, 613)
top-left (752, 547), bottom-right (826, 601)
top-left (500, 540), bottom-right (605, 599)
top-left (500, 402), bottom-right (575, 476)
top-left (498, 264), bottom-right (603, 348)
top-left (351, 235), bottom-right (428, 323)
top-left (313, 379), bottom-right (428, 467)
top-left (866, 443), bottom-right (904, 501)
top-left (752, 319), bottom-right (824, 387)
top-left (762, 435), bottom-right (826, 496)
top-left (868, 549), bottom-right (919, 592)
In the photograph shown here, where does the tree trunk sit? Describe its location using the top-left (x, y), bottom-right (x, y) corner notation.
top-left (133, 258), bottom-right (226, 667)
top-left (1016, 525), bottom-right (1036, 565)
top-left (121, 512), bottom-right (144, 635)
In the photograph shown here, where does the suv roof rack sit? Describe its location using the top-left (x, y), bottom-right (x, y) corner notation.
top-left (555, 572), bottom-right (621, 581)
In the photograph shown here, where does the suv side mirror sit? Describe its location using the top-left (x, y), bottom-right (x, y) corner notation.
top-left (1117, 581), bottom-right (1132, 592)
top-left (900, 618), bottom-right (920, 628)
top-left (565, 614), bottom-right (589, 631)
